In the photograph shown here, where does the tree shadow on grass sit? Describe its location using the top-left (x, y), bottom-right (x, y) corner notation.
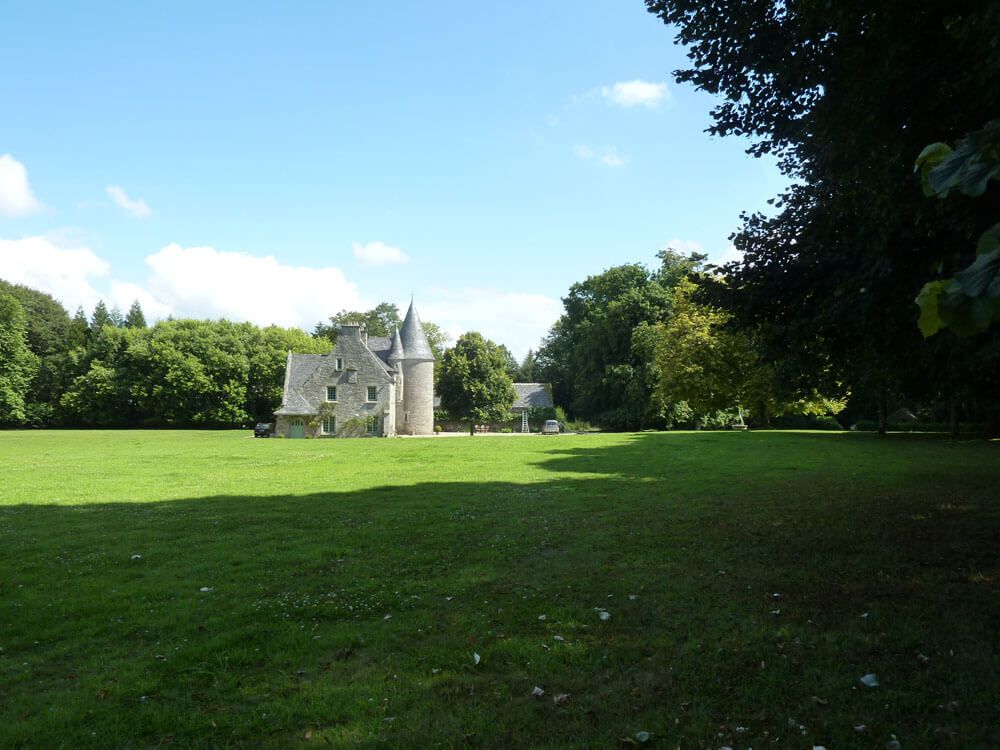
top-left (1, 433), bottom-right (998, 748)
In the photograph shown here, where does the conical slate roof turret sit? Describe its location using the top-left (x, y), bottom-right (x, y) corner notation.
top-left (387, 327), bottom-right (405, 364)
top-left (399, 300), bottom-right (435, 362)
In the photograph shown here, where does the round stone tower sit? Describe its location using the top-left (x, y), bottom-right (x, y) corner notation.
top-left (398, 301), bottom-right (435, 435)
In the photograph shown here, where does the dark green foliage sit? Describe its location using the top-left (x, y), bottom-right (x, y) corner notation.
top-left (0, 293), bottom-right (38, 425)
top-left (915, 121), bottom-right (1000, 337)
top-left (69, 306), bottom-right (89, 348)
top-left (516, 349), bottom-right (537, 382)
top-left (0, 280), bottom-right (72, 357)
top-left (90, 300), bottom-right (112, 332)
top-left (646, 0), bottom-right (1000, 432)
top-left (0, 281), bottom-right (76, 421)
top-left (57, 319), bottom-right (327, 427)
top-left (123, 300), bottom-right (147, 329)
top-left (497, 344), bottom-right (520, 380)
top-left (438, 332), bottom-right (516, 433)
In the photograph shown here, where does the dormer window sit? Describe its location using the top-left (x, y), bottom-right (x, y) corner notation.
top-left (326, 386), bottom-right (337, 402)
top-left (335, 357), bottom-right (343, 371)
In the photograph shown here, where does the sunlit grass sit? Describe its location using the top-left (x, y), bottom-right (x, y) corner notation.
top-left (1, 430), bottom-right (997, 748)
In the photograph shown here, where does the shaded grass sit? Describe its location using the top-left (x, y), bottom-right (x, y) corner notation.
top-left (0, 430), bottom-right (998, 748)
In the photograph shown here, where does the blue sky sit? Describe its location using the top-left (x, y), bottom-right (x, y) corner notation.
top-left (0, 1), bottom-right (786, 357)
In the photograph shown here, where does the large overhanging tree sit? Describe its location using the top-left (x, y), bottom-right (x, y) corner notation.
top-left (645, 0), bottom-right (1000, 432)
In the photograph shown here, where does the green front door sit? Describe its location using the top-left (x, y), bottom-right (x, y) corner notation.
top-left (290, 418), bottom-right (306, 439)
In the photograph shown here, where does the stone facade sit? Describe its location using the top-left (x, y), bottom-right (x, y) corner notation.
top-left (273, 301), bottom-right (434, 438)
top-left (399, 360), bottom-right (434, 435)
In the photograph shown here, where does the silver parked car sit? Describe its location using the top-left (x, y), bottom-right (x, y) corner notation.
top-left (542, 419), bottom-right (560, 434)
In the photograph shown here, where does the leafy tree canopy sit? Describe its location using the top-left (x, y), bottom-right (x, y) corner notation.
top-left (0, 293), bottom-right (38, 425)
top-left (537, 250), bottom-right (704, 429)
top-left (0, 279), bottom-right (72, 357)
top-left (647, 0), bottom-right (1000, 430)
top-left (438, 332), bottom-right (516, 434)
top-left (124, 300), bottom-right (147, 329)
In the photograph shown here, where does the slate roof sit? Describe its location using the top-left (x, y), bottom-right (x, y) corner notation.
top-left (399, 301), bottom-right (435, 362)
top-left (274, 353), bottom-right (326, 415)
top-left (432, 383), bottom-right (554, 412)
top-left (513, 383), bottom-right (553, 410)
top-left (387, 329), bottom-right (405, 362)
top-left (367, 336), bottom-right (393, 365)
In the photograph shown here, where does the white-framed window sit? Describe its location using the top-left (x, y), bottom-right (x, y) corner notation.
top-left (322, 416), bottom-right (336, 435)
top-left (326, 386), bottom-right (337, 402)
top-left (367, 385), bottom-right (377, 402)
top-left (335, 357), bottom-right (343, 371)
top-left (366, 416), bottom-right (378, 434)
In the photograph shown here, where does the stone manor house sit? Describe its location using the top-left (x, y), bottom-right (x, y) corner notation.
top-left (274, 301), bottom-right (435, 438)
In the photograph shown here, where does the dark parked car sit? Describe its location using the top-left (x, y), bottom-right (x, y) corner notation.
top-left (254, 422), bottom-right (273, 438)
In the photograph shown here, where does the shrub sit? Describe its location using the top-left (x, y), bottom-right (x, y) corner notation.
top-left (773, 414), bottom-right (844, 430)
top-left (812, 415), bottom-right (845, 430)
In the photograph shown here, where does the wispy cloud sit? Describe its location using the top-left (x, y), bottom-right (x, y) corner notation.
top-left (0, 155), bottom-right (43, 217)
top-left (575, 144), bottom-right (626, 168)
top-left (352, 241), bottom-right (409, 267)
top-left (601, 80), bottom-right (668, 108)
top-left (106, 185), bottom-right (152, 218)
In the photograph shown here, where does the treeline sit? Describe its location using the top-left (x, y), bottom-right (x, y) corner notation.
top-left (0, 280), bottom-right (327, 427)
top-left (531, 0), bottom-right (1000, 435)
top-left (641, 0), bottom-right (1000, 435)
top-left (533, 251), bottom-right (843, 431)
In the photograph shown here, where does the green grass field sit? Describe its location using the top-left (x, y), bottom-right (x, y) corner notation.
top-left (1, 431), bottom-right (997, 748)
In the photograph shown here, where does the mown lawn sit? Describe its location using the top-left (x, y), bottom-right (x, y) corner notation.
top-left (0, 430), bottom-right (997, 749)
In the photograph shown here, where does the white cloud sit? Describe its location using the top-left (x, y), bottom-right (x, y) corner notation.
top-left (421, 288), bottom-right (563, 361)
top-left (575, 144), bottom-right (626, 168)
top-left (0, 235), bottom-right (109, 310)
top-left (0, 237), bottom-right (565, 351)
top-left (0, 155), bottom-right (43, 217)
top-left (352, 241), bottom-right (409, 267)
top-left (108, 280), bottom-right (172, 320)
top-left (144, 244), bottom-right (363, 327)
top-left (661, 238), bottom-right (744, 267)
top-left (106, 185), bottom-right (152, 218)
top-left (601, 80), bottom-right (668, 108)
